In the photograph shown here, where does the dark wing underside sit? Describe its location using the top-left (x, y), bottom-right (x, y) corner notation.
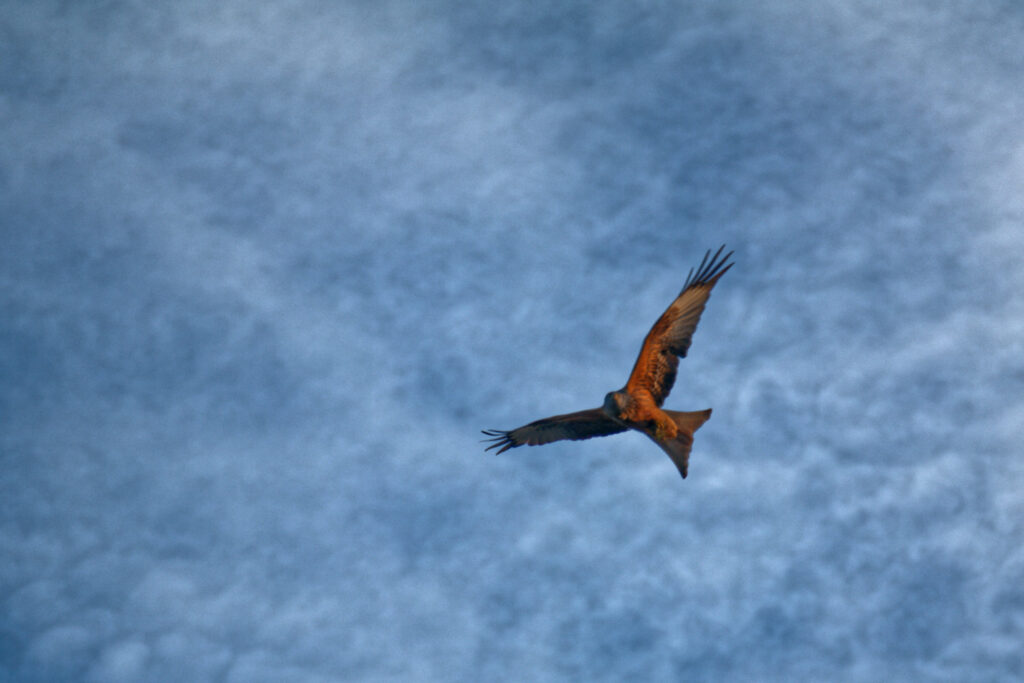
top-left (482, 408), bottom-right (627, 454)
top-left (625, 246), bottom-right (733, 406)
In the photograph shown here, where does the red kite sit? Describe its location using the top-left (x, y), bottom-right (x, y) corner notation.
top-left (483, 246), bottom-right (733, 479)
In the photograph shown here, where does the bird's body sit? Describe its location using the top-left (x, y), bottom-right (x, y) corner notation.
top-left (483, 246), bottom-right (733, 479)
top-left (602, 389), bottom-right (678, 441)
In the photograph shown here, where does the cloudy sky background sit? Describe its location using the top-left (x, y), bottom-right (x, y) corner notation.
top-left (3, 1), bottom-right (1024, 680)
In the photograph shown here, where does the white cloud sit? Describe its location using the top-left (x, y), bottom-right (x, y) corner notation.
top-left (3, 1), bottom-right (1024, 680)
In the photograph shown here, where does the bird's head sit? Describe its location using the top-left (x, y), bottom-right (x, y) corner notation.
top-left (602, 391), bottom-right (628, 418)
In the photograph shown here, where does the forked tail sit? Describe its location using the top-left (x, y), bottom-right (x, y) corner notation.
top-left (657, 408), bottom-right (712, 479)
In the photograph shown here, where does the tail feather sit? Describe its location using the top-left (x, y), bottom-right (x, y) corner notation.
top-left (656, 409), bottom-right (712, 479)
top-left (665, 408), bottom-right (712, 434)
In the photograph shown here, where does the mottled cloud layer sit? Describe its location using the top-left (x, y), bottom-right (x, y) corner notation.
top-left (2, 1), bottom-right (1023, 680)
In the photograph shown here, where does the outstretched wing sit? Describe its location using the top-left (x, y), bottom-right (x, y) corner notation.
top-left (625, 246), bottom-right (733, 406)
top-left (482, 408), bottom-right (626, 454)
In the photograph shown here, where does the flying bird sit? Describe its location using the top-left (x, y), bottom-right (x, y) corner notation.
top-left (483, 245), bottom-right (733, 479)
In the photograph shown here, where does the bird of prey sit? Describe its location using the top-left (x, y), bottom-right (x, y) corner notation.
top-left (483, 246), bottom-right (733, 479)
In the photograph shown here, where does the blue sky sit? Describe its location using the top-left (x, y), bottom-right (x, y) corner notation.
top-left (3, 1), bottom-right (1024, 680)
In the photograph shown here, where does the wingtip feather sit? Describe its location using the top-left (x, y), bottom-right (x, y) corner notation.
top-left (482, 428), bottom-right (516, 453)
top-left (682, 245), bottom-right (734, 291)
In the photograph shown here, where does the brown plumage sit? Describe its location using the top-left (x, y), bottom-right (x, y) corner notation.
top-left (482, 245), bottom-right (733, 479)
